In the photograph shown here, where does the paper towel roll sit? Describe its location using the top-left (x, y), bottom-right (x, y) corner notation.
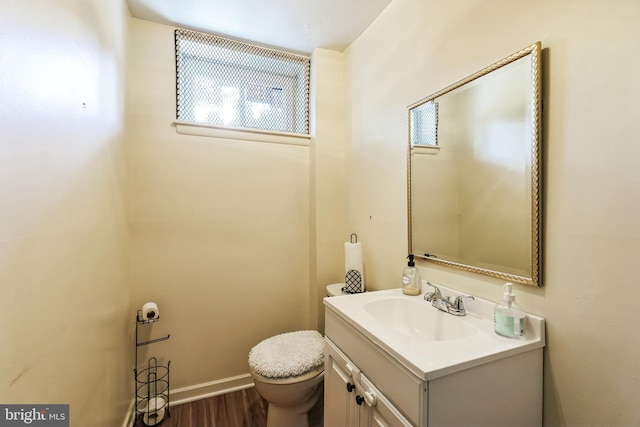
top-left (142, 302), bottom-right (159, 321)
top-left (344, 241), bottom-right (364, 293)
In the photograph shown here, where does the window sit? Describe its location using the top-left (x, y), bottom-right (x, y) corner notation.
top-left (175, 29), bottom-right (310, 135)
top-left (410, 101), bottom-right (439, 146)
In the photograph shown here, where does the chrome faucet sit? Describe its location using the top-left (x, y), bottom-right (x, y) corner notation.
top-left (423, 282), bottom-right (474, 316)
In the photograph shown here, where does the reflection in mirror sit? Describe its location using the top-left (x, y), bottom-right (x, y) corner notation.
top-left (408, 42), bottom-right (541, 286)
top-left (411, 101), bottom-right (439, 146)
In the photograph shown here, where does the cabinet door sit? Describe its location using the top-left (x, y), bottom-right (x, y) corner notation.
top-left (358, 374), bottom-right (414, 427)
top-left (326, 339), bottom-right (413, 427)
top-left (325, 340), bottom-right (359, 426)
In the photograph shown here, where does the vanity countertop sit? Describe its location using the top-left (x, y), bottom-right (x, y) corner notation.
top-left (323, 287), bottom-right (545, 381)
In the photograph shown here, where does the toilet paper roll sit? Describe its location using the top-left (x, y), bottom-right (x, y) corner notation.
top-left (344, 241), bottom-right (364, 293)
top-left (143, 395), bottom-right (166, 426)
top-left (142, 302), bottom-right (159, 321)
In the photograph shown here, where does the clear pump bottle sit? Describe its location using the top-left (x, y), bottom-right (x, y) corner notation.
top-left (402, 255), bottom-right (421, 295)
top-left (494, 283), bottom-right (527, 339)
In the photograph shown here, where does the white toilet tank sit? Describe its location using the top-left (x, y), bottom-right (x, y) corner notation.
top-left (326, 283), bottom-right (347, 297)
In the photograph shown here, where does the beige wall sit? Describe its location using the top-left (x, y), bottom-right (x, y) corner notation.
top-left (344, 0), bottom-right (640, 425)
top-left (0, 5), bottom-right (346, 423)
top-left (127, 19), bottom-right (345, 398)
top-left (0, 0), bottom-right (132, 425)
top-left (310, 48), bottom-right (346, 332)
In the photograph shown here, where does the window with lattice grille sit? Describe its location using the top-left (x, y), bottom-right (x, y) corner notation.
top-left (175, 29), bottom-right (310, 135)
top-left (410, 101), bottom-right (439, 146)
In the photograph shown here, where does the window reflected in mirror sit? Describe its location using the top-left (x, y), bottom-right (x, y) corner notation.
top-left (410, 101), bottom-right (439, 146)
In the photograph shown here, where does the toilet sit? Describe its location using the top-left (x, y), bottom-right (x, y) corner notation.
top-left (248, 330), bottom-right (325, 427)
top-left (326, 282), bottom-right (349, 297)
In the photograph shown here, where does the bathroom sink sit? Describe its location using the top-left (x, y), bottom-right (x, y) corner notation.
top-left (324, 287), bottom-right (545, 380)
top-left (364, 298), bottom-right (476, 341)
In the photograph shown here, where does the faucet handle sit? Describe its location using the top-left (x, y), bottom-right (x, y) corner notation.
top-left (452, 294), bottom-right (475, 313)
top-left (423, 282), bottom-right (442, 301)
top-left (426, 282), bottom-right (441, 295)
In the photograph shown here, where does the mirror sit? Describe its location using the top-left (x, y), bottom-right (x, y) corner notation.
top-left (408, 42), bottom-right (542, 286)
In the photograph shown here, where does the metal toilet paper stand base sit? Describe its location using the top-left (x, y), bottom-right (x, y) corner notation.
top-left (134, 311), bottom-right (171, 426)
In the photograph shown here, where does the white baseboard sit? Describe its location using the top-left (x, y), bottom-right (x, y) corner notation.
top-left (121, 399), bottom-right (135, 427)
top-left (169, 373), bottom-right (254, 406)
top-left (120, 373), bottom-right (255, 427)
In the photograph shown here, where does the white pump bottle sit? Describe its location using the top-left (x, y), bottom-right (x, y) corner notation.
top-left (494, 283), bottom-right (527, 339)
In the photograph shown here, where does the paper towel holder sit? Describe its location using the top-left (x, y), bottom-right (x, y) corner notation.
top-left (350, 233), bottom-right (358, 243)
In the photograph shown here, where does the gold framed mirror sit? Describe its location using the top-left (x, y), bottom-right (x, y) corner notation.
top-left (407, 42), bottom-right (542, 286)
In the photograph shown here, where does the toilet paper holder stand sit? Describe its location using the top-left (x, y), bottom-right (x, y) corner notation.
top-left (135, 309), bottom-right (170, 374)
top-left (134, 311), bottom-right (171, 424)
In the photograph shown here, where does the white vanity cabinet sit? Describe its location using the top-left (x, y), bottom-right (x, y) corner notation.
top-left (324, 291), bottom-right (544, 427)
top-left (325, 338), bottom-right (412, 427)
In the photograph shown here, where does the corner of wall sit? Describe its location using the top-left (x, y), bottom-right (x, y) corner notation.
top-left (310, 48), bottom-right (347, 332)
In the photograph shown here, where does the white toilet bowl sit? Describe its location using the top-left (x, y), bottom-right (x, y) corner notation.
top-left (248, 330), bottom-right (324, 427)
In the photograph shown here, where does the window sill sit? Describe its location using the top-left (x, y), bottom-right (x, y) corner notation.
top-left (174, 121), bottom-right (311, 146)
top-left (411, 145), bottom-right (440, 155)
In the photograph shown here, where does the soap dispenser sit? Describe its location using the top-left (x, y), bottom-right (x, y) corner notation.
top-left (402, 255), bottom-right (421, 295)
top-left (494, 282), bottom-right (527, 339)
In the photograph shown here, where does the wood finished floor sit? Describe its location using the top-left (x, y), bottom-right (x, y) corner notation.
top-left (135, 386), bottom-right (323, 427)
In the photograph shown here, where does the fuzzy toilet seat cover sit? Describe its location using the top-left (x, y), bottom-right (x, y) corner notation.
top-left (249, 330), bottom-right (324, 378)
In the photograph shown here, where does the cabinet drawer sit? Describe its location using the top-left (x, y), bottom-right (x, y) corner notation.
top-left (326, 309), bottom-right (425, 426)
